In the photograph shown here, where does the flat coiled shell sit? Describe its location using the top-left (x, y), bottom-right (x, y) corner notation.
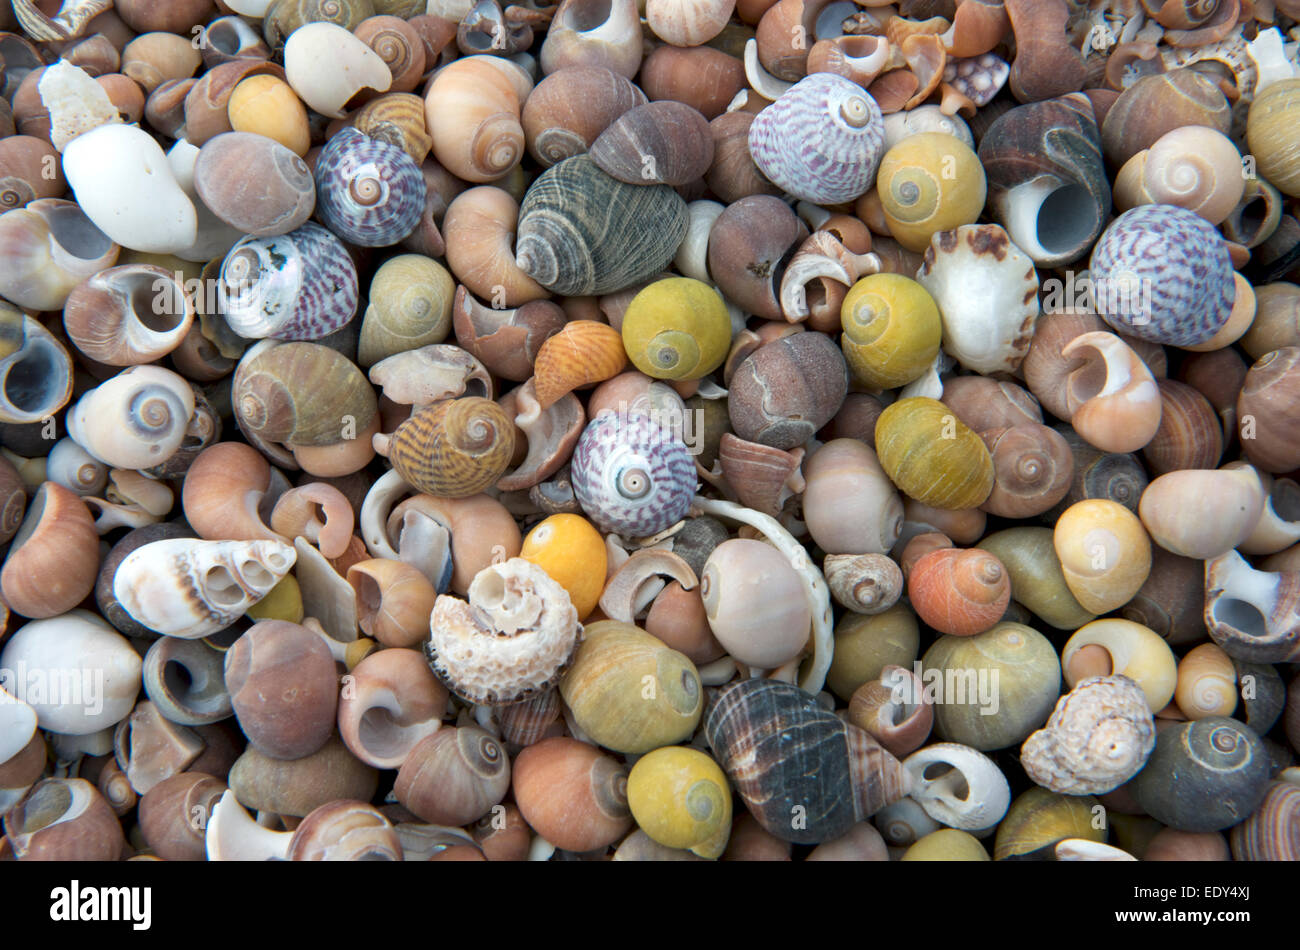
top-left (514, 155), bottom-right (688, 296)
top-left (314, 126), bottom-right (426, 247)
top-left (386, 396), bottom-right (515, 498)
top-left (748, 72), bottom-right (885, 206)
top-left (571, 411), bottom-right (696, 538)
top-left (221, 222), bottom-right (358, 340)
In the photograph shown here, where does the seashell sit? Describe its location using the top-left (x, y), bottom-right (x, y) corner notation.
top-left (358, 255), bottom-right (454, 367)
top-left (62, 123), bottom-right (197, 255)
top-left (522, 65), bottom-right (647, 167)
top-left (511, 737), bottom-right (633, 852)
top-left (943, 52), bottom-right (1010, 109)
top-left (1203, 549), bottom-right (1300, 663)
top-left (1133, 717), bottom-right (1270, 833)
top-left (621, 278), bottom-right (730, 382)
top-left (0, 316), bottom-right (72, 427)
top-left (646, 0), bottom-right (735, 48)
top-left (394, 726), bottom-right (510, 826)
top-left (976, 93), bottom-right (1108, 268)
top-left (708, 195), bottom-right (807, 321)
top-left (908, 547), bottom-right (1010, 638)
top-left (1175, 643), bottom-right (1237, 721)
top-left (424, 56), bottom-right (524, 183)
top-left (347, 559), bottom-right (438, 648)
top-left (532, 320), bottom-right (628, 408)
top-left (1061, 618), bottom-right (1178, 713)
top-left (179, 58), bottom-right (281, 146)
top-left (1053, 499), bottom-right (1152, 616)
top-left (442, 187), bottom-right (548, 309)
top-left (375, 397), bottom-right (515, 498)
top-left (839, 273), bottom-right (942, 390)
top-left (1101, 68), bottom-right (1231, 169)
top-left (113, 538), bottom-right (297, 639)
top-left (1115, 126), bottom-right (1244, 227)
top-left (1138, 467), bottom-right (1265, 560)
top-left (706, 677), bottom-right (910, 844)
top-left (0, 609), bottom-right (139, 734)
top-left (62, 264), bottom-right (193, 366)
top-left (1247, 78), bottom-right (1300, 198)
top-left (283, 22), bottom-right (391, 119)
top-left (748, 73), bottom-right (885, 205)
top-left (136, 771), bottom-right (226, 862)
top-left (66, 365), bottom-right (195, 471)
top-left (1021, 675), bottom-right (1156, 796)
top-left (705, 111), bottom-right (782, 203)
top-left (0, 199), bottom-right (119, 312)
top-left (880, 106), bottom-right (974, 155)
top-left (1241, 283), bottom-right (1300, 359)
top-left (285, 800), bottom-right (402, 862)
top-left (199, 15), bottom-right (272, 69)
top-left (876, 132), bottom-right (985, 254)
top-left (993, 787), bottom-right (1104, 860)
top-left (353, 94), bottom-right (433, 167)
top-left (915, 224), bottom-right (1038, 375)
top-left (225, 620), bottom-right (337, 760)
top-left (807, 34), bottom-right (892, 88)
top-left (627, 745), bottom-right (730, 859)
top-left (976, 527), bottom-right (1094, 631)
top-left (314, 127), bottom-right (425, 247)
top-left (378, 492), bottom-right (521, 597)
top-left (1059, 332), bottom-right (1162, 454)
top-left (515, 155), bottom-right (688, 296)
top-left (825, 600), bottom-right (920, 703)
top-left (233, 341), bottom-right (378, 448)
top-left (145, 79), bottom-right (197, 140)
top-left (1146, 828), bottom-right (1232, 862)
top-left (802, 438), bottom-right (901, 555)
top-left (1237, 347), bottom-right (1300, 474)
top-left (457, 0), bottom-right (532, 57)
top-left (539, 0), bottom-right (643, 79)
top-left (519, 513), bottom-right (607, 620)
top-left (224, 732), bottom-right (377, 819)
top-left (589, 100), bottom-right (714, 187)
top-left (497, 379), bottom-right (586, 492)
top-left (978, 424), bottom-right (1073, 519)
top-left (640, 45), bottom-right (745, 122)
top-left (0, 135), bottom-right (65, 211)
top-left (571, 411), bottom-right (695, 537)
top-left (875, 396), bottom-right (995, 511)
top-left (3, 778), bottom-right (125, 861)
top-left (1229, 781), bottom-right (1300, 861)
top-left (141, 636), bottom-right (231, 727)
top-left (1121, 547), bottom-right (1208, 647)
top-left (193, 132), bottom-right (315, 238)
top-left (700, 539), bottom-right (810, 668)
top-left (903, 743), bottom-right (1011, 833)
top-left (426, 557), bottom-right (581, 706)
top-left (356, 15), bottom-right (425, 93)
top-left (1142, 378), bottom-right (1223, 475)
top-left (901, 828), bottom-right (990, 861)
top-left (269, 483), bottom-right (353, 559)
top-left (9, 0), bottom-right (113, 41)
top-left (121, 31), bottom-right (201, 96)
top-left (823, 553), bottom-right (902, 616)
top-left (1236, 469), bottom-right (1300, 557)
top-left (717, 433), bottom-right (803, 518)
top-left (369, 345), bottom-right (492, 410)
top-left (227, 74), bottom-right (310, 157)
top-left (847, 664), bottom-right (932, 759)
top-left (728, 332), bottom-right (848, 451)
top-left (182, 442), bottom-right (283, 543)
top-left (779, 229), bottom-right (880, 331)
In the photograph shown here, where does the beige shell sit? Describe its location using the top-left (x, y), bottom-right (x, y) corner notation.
top-left (1020, 674), bottom-right (1156, 796)
top-left (283, 22), bottom-right (391, 119)
top-left (802, 438), bottom-right (903, 556)
top-left (65, 365), bottom-right (196, 471)
top-left (1138, 466), bottom-right (1266, 560)
top-left (1061, 332), bottom-right (1163, 454)
top-left (1174, 642), bottom-right (1238, 720)
top-left (824, 553), bottom-right (904, 615)
top-left (1054, 499), bottom-right (1152, 615)
top-left (1113, 126), bottom-right (1245, 225)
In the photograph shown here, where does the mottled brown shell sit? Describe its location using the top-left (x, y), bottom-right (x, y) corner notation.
top-left (233, 342), bottom-right (378, 447)
top-left (384, 396), bottom-right (515, 498)
top-left (589, 100), bottom-right (714, 187)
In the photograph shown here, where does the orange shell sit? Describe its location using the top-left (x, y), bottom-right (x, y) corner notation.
top-left (532, 319), bottom-right (628, 408)
top-left (906, 547), bottom-right (1010, 637)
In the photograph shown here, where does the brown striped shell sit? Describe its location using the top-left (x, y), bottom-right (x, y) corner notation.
top-left (1229, 780), bottom-right (1300, 861)
top-left (233, 342), bottom-right (378, 447)
top-left (589, 100), bottom-right (714, 187)
top-left (532, 319), bottom-right (628, 409)
top-left (381, 396), bottom-right (515, 498)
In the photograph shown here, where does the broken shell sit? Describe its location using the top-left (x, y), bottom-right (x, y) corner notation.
top-left (533, 320), bottom-right (628, 408)
top-left (848, 664), bottom-right (932, 759)
top-left (3, 778), bottom-right (125, 861)
top-left (903, 743), bottom-right (1011, 834)
top-left (141, 636), bottom-right (231, 727)
top-left (0, 199), bottom-right (119, 312)
top-left (1203, 549), bottom-right (1300, 663)
top-left (283, 22), bottom-right (391, 120)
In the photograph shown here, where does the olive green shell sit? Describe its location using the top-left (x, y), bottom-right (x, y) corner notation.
top-left (875, 397), bottom-right (995, 510)
top-left (993, 787), bottom-right (1103, 860)
top-left (1246, 78), bottom-right (1300, 198)
top-left (558, 620), bottom-right (703, 754)
top-left (386, 396), bottom-right (515, 498)
top-left (1132, 717), bottom-right (1271, 833)
top-left (977, 527), bottom-right (1097, 630)
top-left (358, 254), bottom-right (454, 367)
top-left (922, 622), bottom-right (1060, 751)
top-left (840, 273), bottom-right (941, 390)
top-left (233, 341), bottom-right (378, 446)
top-left (901, 828), bottom-right (991, 861)
top-left (514, 155), bottom-right (689, 297)
top-left (621, 277), bottom-right (731, 381)
top-left (825, 602), bottom-right (920, 702)
top-left (263, 0), bottom-right (375, 48)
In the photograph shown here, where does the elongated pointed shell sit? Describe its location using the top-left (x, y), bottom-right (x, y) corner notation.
top-left (748, 73), bottom-right (885, 205)
top-left (515, 155), bottom-right (688, 296)
top-left (381, 396), bottom-right (515, 498)
top-left (706, 678), bottom-right (909, 844)
top-left (314, 127), bottom-right (426, 247)
top-left (112, 537), bottom-right (297, 639)
top-left (221, 223), bottom-right (358, 341)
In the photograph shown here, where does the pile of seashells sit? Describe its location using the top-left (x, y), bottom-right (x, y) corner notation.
top-left (1, 0), bottom-right (1299, 863)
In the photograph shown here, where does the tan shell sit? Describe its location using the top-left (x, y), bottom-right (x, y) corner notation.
top-left (823, 553), bottom-right (903, 615)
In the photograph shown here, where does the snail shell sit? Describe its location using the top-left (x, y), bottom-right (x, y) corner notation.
top-left (283, 21), bottom-right (391, 118)
top-left (1237, 347), bottom-right (1300, 474)
top-left (903, 743), bottom-right (1011, 834)
top-left (1061, 332), bottom-right (1163, 455)
top-left (66, 365), bottom-right (196, 471)
top-left (824, 554), bottom-right (903, 616)
top-left (1175, 643), bottom-right (1238, 720)
top-left (394, 726), bottom-right (510, 827)
top-left (532, 320), bottom-right (628, 409)
top-left (1142, 378), bottom-right (1224, 475)
top-left (979, 424), bottom-right (1073, 519)
top-left (1053, 498), bottom-right (1152, 616)
top-left (62, 264), bottom-right (194, 366)
top-left (802, 438), bottom-right (902, 556)
top-left (353, 93), bottom-right (433, 166)
top-left (622, 278), bottom-right (730, 382)
top-left (705, 677), bottom-right (910, 844)
top-left (226, 73), bottom-right (310, 156)
top-left (728, 331), bottom-right (849, 451)
top-left (0, 135), bottom-right (65, 211)
top-left (515, 155), bottom-right (688, 296)
top-left (570, 411), bottom-right (696, 538)
top-left (590, 100), bottom-right (714, 187)
top-left (627, 745), bottom-right (731, 860)
top-left (221, 223), bottom-right (358, 341)
top-left (748, 72), bottom-right (885, 205)
top-left (0, 198), bottom-right (119, 312)
top-left (640, 44), bottom-right (745, 122)
top-left (1247, 77), bottom-right (1300, 198)
top-left (141, 636), bottom-right (231, 727)
top-left (423, 56), bottom-right (524, 183)
top-left (839, 273), bottom-right (942, 391)
top-left (1100, 68), bottom-right (1231, 169)
top-left (994, 787), bottom-right (1104, 861)
top-left (3, 778), bottom-right (126, 861)
top-left (1229, 780), bottom-right (1300, 860)
top-left (233, 341), bottom-right (378, 447)
top-left (511, 736), bottom-right (633, 853)
top-left (877, 132), bottom-right (987, 254)
top-left (194, 131), bottom-right (315, 237)
top-left (358, 254), bottom-right (454, 367)
top-left (875, 397), bottom-right (995, 511)
top-left (1203, 549), bottom-right (1300, 663)
top-left (378, 397), bottom-right (515, 499)
top-left (286, 800), bottom-right (402, 862)
top-left (701, 539), bottom-right (811, 668)
top-left (1138, 467), bottom-right (1266, 560)
top-left (521, 65), bottom-right (647, 167)
top-left (1114, 125), bottom-right (1244, 225)
top-left (907, 548), bottom-right (1010, 638)
top-left (314, 126), bottom-right (426, 247)
top-left (1061, 618), bottom-right (1178, 713)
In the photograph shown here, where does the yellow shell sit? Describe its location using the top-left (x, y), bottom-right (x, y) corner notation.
top-left (876, 132), bottom-right (986, 253)
top-left (228, 75), bottom-right (311, 158)
top-left (825, 602), bottom-right (920, 701)
top-left (244, 574), bottom-right (305, 623)
top-left (1247, 78), bottom-right (1300, 198)
top-left (384, 396), bottom-right (515, 498)
top-left (621, 277), bottom-right (731, 382)
top-left (875, 397), bottom-right (995, 510)
top-left (901, 828), bottom-right (990, 861)
top-left (358, 254), bottom-right (455, 368)
top-left (520, 513), bottom-right (607, 620)
top-left (1053, 499), bottom-right (1151, 615)
top-left (840, 272), bottom-right (942, 389)
top-left (1061, 618), bottom-right (1177, 713)
top-left (627, 745), bottom-right (731, 859)
top-left (532, 319), bottom-right (628, 409)
top-left (558, 620), bottom-right (703, 754)
top-left (994, 787), bottom-right (1104, 860)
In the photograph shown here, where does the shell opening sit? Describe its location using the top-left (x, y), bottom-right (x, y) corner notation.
top-left (206, 21), bottom-right (246, 57)
top-left (1271, 480), bottom-right (1300, 524)
top-left (3, 341), bottom-right (61, 414)
top-left (566, 0), bottom-right (612, 32)
top-left (1037, 184), bottom-right (1100, 256)
top-left (203, 565), bottom-right (245, 608)
top-left (358, 707), bottom-right (406, 759)
top-left (163, 659), bottom-right (194, 698)
top-left (45, 203), bottom-right (113, 260)
top-left (10, 781), bottom-right (72, 834)
top-left (1210, 598), bottom-right (1268, 640)
top-left (920, 762), bottom-right (969, 800)
top-left (129, 276), bottom-right (185, 334)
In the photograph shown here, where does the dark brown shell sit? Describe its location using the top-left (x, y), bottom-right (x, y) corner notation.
top-left (1230, 780), bottom-right (1300, 860)
top-left (980, 423), bottom-right (1074, 519)
top-left (707, 195), bottom-right (808, 320)
top-left (589, 100), bottom-right (714, 187)
top-left (705, 678), bottom-right (909, 844)
top-left (1100, 68), bottom-right (1232, 168)
top-left (1120, 546), bottom-right (1206, 646)
top-left (1143, 378), bottom-right (1224, 475)
top-left (138, 771), bottom-right (226, 861)
top-left (521, 66), bottom-right (647, 167)
top-left (385, 396), bottom-right (515, 497)
top-left (728, 332), bottom-right (848, 450)
top-left (705, 111), bottom-right (782, 204)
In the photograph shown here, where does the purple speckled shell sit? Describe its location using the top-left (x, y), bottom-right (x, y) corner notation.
top-left (943, 54), bottom-right (1010, 107)
top-left (748, 72), bottom-right (885, 205)
top-left (314, 127), bottom-right (426, 247)
top-left (220, 222), bottom-right (358, 341)
top-left (571, 411), bottom-right (697, 538)
top-left (1089, 204), bottom-right (1234, 347)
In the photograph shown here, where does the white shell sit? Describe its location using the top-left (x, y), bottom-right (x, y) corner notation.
top-left (45, 437), bottom-right (108, 496)
top-left (37, 60), bottom-right (121, 152)
top-left (62, 124), bottom-right (199, 254)
top-left (65, 365), bottom-right (196, 470)
top-left (112, 538), bottom-right (297, 639)
top-left (675, 200), bottom-right (725, 284)
top-left (0, 684), bottom-right (38, 762)
top-left (284, 22), bottom-right (393, 120)
top-left (881, 106), bottom-right (974, 152)
top-left (0, 609), bottom-right (141, 736)
top-left (166, 139), bottom-right (244, 264)
top-left (903, 742), bottom-right (1010, 833)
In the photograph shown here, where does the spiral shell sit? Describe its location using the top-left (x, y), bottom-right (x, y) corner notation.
top-left (423, 56), bottom-right (524, 183)
top-left (979, 424), bottom-right (1073, 519)
top-left (876, 132), bottom-right (987, 253)
top-left (358, 254), bottom-right (454, 367)
top-left (515, 155), bottom-right (688, 296)
top-left (313, 127), bottom-right (425, 247)
top-left (62, 264), bottom-right (194, 366)
top-left (379, 397), bottom-right (515, 498)
top-left (621, 277), bottom-right (730, 382)
top-left (590, 100), bottom-right (714, 187)
top-left (194, 131), bottom-right (316, 237)
top-left (1230, 781), bottom-right (1300, 861)
top-left (532, 320), bottom-right (628, 409)
top-left (221, 223), bottom-right (358, 341)
top-left (571, 411), bottom-right (696, 537)
top-left (1053, 499), bottom-right (1152, 616)
top-left (521, 65), bottom-right (647, 167)
top-left (840, 273), bottom-right (942, 390)
top-left (748, 72), bottom-right (885, 205)
top-left (353, 93), bottom-right (433, 166)
top-left (628, 745), bottom-right (731, 859)
top-left (875, 397), bottom-right (995, 511)
top-left (233, 341), bottom-right (377, 447)
top-left (907, 547), bottom-right (1010, 638)
top-left (1247, 77), bottom-right (1300, 198)
top-left (728, 331), bottom-right (848, 451)
top-left (66, 366), bottom-right (196, 471)
top-left (1115, 126), bottom-right (1245, 226)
